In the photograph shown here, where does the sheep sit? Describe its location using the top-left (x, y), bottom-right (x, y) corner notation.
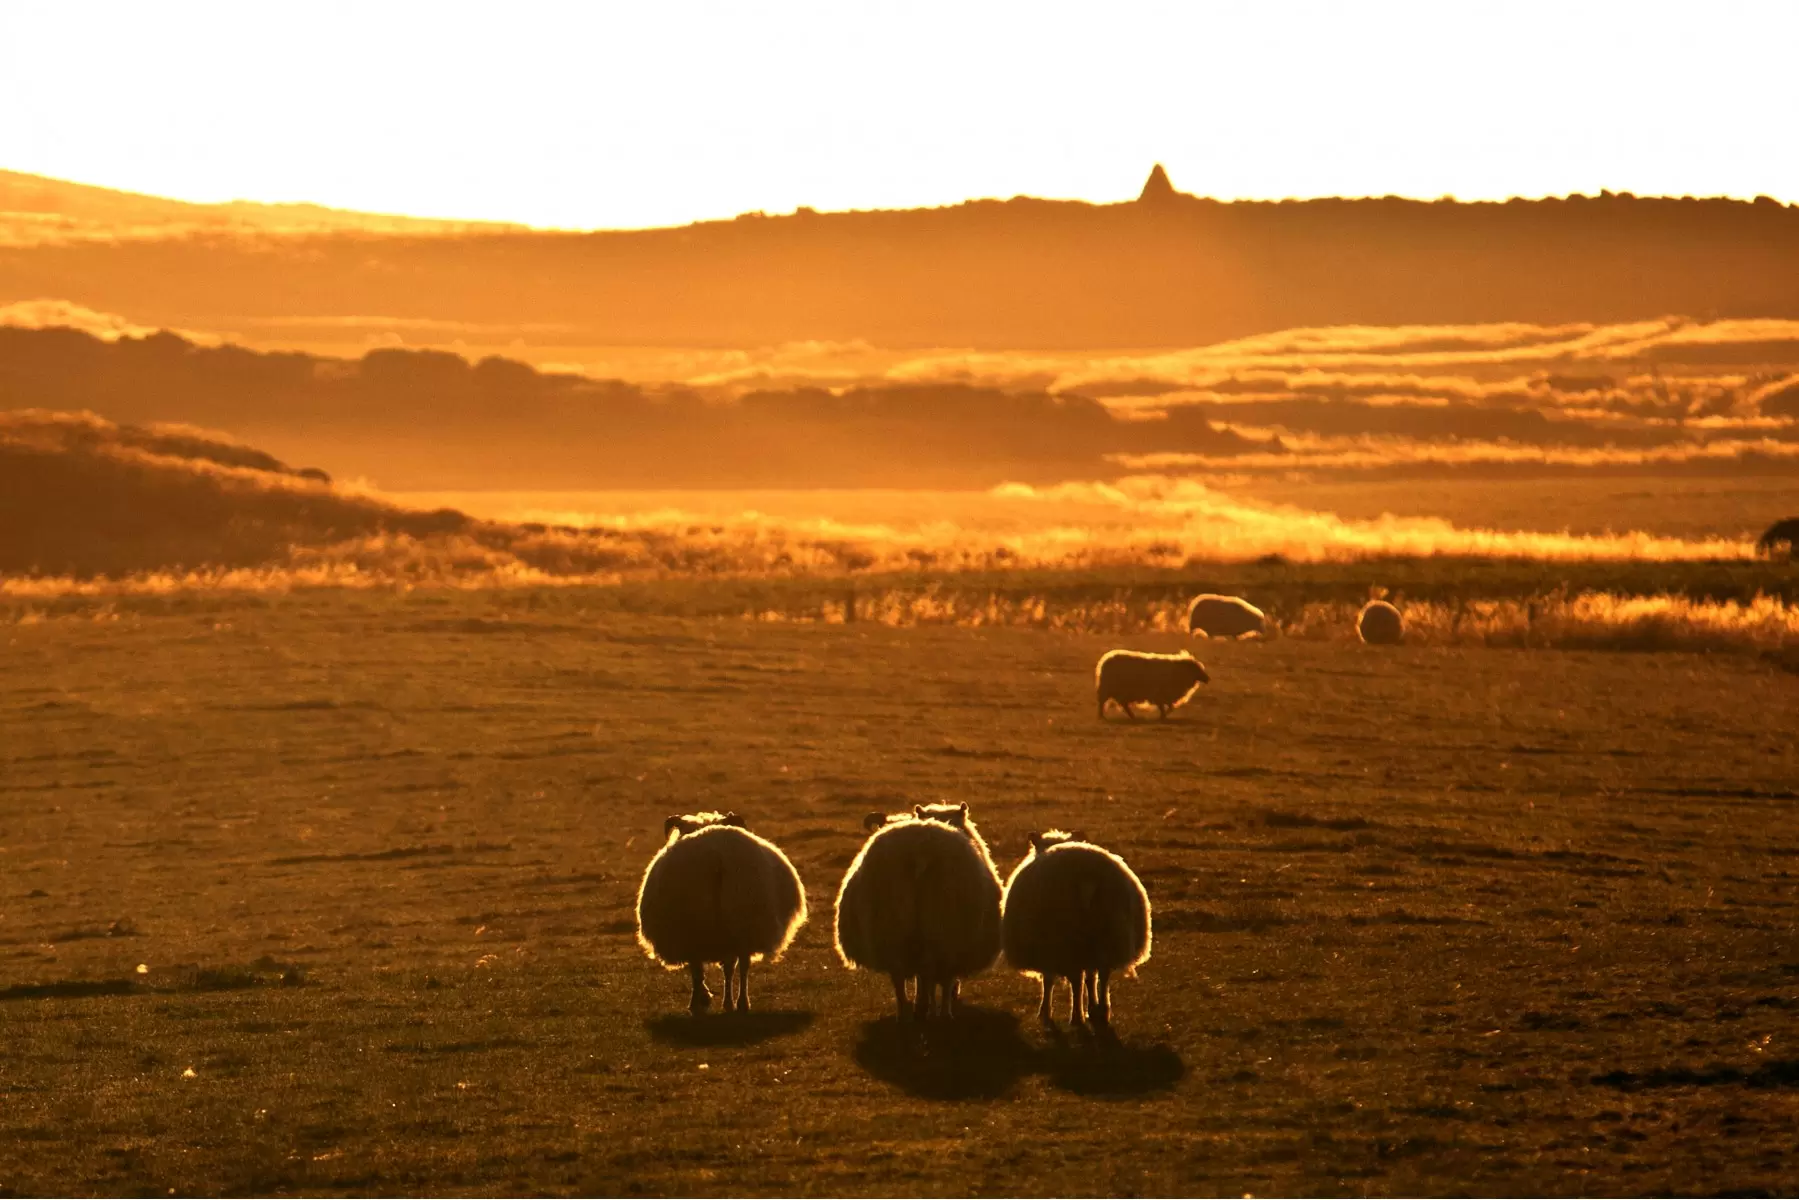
top-left (1095, 649), bottom-right (1209, 720)
top-left (834, 803), bottom-right (1003, 1021)
top-left (1357, 599), bottom-right (1404, 645)
top-left (635, 811), bottom-right (808, 1015)
top-left (1757, 516), bottom-right (1799, 558)
top-left (1187, 593), bottom-right (1267, 639)
top-left (1001, 831), bottom-right (1151, 1027)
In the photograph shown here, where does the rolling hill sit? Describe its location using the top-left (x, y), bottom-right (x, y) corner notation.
top-left (2, 169), bottom-right (1797, 355)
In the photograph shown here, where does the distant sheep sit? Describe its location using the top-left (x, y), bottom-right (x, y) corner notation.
top-left (834, 803), bottom-right (1003, 1020)
top-left (1757, 517), bottom-right (1799, 558)
top-left (1096, 649), bottom-right (1209, 720)
top-left (1187, 594), bottom-right (1267, 639)
top-left (1001, 831), bottom-right (1151, 1026)
top-left (636, 811), bottom-right (808, 1015)
top-left (1357, 599), bottom-right (1404, 645)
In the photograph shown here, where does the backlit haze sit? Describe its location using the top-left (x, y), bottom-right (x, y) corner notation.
top-left (4, 0), bottom-right (1798, 229)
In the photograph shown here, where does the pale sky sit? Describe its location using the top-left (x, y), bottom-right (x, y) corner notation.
top-left (3, 0), bottom-right (1795, 229)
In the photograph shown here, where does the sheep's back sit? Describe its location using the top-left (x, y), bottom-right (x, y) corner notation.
top-left (637, 826), bottom-right (807, 967)
top-left (1002, 844), bottom-right (1151, 976)
top-left (835, 821), bottom-right (1002, 978)
top-left (1189, 595), bottom-right (1266, 638)
top-left (1357, 600), bottom-right (1404, 645)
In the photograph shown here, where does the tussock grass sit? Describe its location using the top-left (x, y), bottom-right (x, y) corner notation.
top-left (10, 566), bottom-right (1798, 666)
top-left (751, 585), bottom-right (1799, 662)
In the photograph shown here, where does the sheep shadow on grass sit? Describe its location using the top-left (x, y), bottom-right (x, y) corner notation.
top-left (645, 1009), bottom-right (815, 1048)
top-left (1038, 1025), bottom-right (1186, 1097)
top-left (853, 1006), bottom-right (1036, 1101)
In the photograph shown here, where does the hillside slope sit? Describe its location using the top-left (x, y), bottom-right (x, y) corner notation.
top-left (0, 410), bottom-right (469, 575)
top-left (0, 168), bottom-right (525, 242)
top-left (3, 176), bottom-right (1798, 350)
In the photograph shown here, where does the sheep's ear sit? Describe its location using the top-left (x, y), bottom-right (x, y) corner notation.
top-left (863, 811), bottom-right (888, 832)
top-left (663, 815), bottom-right (683, 838)
top-left (723, 811), bottom-right (747, 828)
top-left (1028, 831), bottom-right (1044, 854)
top-left (913, 804), bottom-right (927, 819)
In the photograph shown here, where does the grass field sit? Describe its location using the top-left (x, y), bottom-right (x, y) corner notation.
top-left (2, 588), bottom-right (1797, 1196)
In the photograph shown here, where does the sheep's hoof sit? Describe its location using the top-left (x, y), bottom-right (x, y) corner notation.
top-left (689, 991), bottom-right (713, 1015)
top-left (734, 997), bottom-right (751, 1014)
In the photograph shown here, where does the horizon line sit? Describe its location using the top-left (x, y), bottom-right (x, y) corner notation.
top-left (6, 165), bottom-right (1796, 237)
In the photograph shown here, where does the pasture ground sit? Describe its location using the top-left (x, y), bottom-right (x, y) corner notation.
top-left (1, 588), bottom-right (1795, 1196)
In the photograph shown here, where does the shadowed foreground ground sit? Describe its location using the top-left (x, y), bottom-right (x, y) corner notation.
top-left (1, 588), bottom-right (1795, 1195)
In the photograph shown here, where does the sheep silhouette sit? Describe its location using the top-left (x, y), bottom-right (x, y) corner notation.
top-left (636, 811), bottom-right (808, 1015)
top-left (1757, 517), bottom-right (1799, 558)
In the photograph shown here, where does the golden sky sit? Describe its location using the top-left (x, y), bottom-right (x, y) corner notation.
top-left (3, 1), bottom-right (1796, 229)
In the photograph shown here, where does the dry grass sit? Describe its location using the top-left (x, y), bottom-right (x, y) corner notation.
top-left (9, 561), bottom-right (1799, 667)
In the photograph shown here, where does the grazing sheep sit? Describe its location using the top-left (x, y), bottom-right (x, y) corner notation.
top-left (1095, 649), bottom-right (1210, 720)
top-left (1002, 831), bottom-right (1151, 1027)
top-left (1357, 599), bottom-right (1404, 645)
top-left (834, 803), bottom-right (1003, 1021)
top-left (1187, 594), bottom-right (1267, 639)
top-left (1757, 516), bottom-right (1799, 558)
top-left (636, 811), bottom-right (808, 1015)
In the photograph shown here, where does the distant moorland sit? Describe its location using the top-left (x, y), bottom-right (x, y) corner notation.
top-left (3, 169), bottom-right (1799, 355)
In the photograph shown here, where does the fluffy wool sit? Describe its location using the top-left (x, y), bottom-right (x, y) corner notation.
top-left (834, 803), bottom-right (1003, 1020)
top-left (636, 811), bottom-right (808, 1014)
top-left (1001, 831), bottom-right (1152, 1026)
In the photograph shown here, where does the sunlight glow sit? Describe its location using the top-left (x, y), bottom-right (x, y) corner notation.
top-left (4, 1), bottom-right (1797, 228)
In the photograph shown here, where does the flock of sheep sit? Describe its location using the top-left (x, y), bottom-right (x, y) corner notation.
top-left (636, 804), bottom-right (1150, 1027)
top-left (1097, 593), bottom-right (1403, 722)
top-left (1184, 592), bottom-right (1404, 648)
top-left (634, 591), bottom-right (1404, 1025)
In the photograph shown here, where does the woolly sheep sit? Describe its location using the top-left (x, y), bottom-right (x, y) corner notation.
top-left (1001, 831), bottom-right (1151, 1026)
top-left (1357, 599), bottom-right (1404, 645)
top-left (1757, 516), bottom-right (1799, 558)
top-left (636, 811), bottom-right (808, 1015)
top-left (1187, 594), bottom-right (1267, 639)
top-left (834, 803), bottom-right (1003, 1021)
top-left (1095, 649), bottom-right (1210, 720)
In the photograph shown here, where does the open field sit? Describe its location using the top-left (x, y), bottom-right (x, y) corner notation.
top-left (2, 587), bottom-right (1796, 1195)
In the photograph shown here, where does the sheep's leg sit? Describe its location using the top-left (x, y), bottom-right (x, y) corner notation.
top-left (687, 962), bottom-right (712, 1015)
top-left (1092, 968), bottom-right (1112, 1025)
top-left (735, 955), bottom-right (751, 1013)
top-left (914, 971), bottom-right (934, 1021)
top-left (1068, 974), bottom-right (1085, 1025)
top-left (1038, 975), bottom-right (1054, 1023)
top-left (1122, 702), bottom-right (1138, 721)
top-left (1158, 703), bottom-right (1169, 720)
top-left (944, 977), bottom-right (960, 1019)
top-left (890, 972), bottom-right (910, 1021)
